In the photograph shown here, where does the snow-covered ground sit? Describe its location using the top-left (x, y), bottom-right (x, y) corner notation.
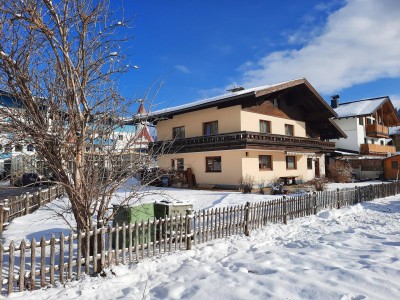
top-left (1, 181), bottom-right (400, 299)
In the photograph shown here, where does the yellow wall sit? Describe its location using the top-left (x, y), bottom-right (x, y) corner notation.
top-left (158, 150), bottom-right (244, 186)
top-left (240, 110), bottom-right (307, 137)
top-left (156, 105), bottom-right (242, 141)
top-left (158, 149), bottom-right (322, 186)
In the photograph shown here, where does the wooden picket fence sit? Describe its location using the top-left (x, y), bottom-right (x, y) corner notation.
top-left (0, 185), bottom-right (65, 233)
top-left (0, 181), bottom-right (399, 295)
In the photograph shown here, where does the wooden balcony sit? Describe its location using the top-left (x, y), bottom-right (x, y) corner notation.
top-left (360, 143), bottom-right (396, 156)
top-left (365, 124), bottom-right (389, 138)
top-left (150, 131), bottom-right (336, 154)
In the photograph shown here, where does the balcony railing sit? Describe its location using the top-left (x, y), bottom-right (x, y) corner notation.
top-left (150, 131), bottom-right (335, 154)
top-left (360, 143), bottom-right (395, 155)
top-left (365, 124), bottom-right (389, 138)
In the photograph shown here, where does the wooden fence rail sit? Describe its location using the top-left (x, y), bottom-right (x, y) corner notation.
top-left (0, 185), bottom-right (65, 233)
top-left (1, 181), bottom-right (400, 295)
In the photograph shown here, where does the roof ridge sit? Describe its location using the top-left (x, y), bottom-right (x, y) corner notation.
top-left (338, 96), bottom-right (389, 106)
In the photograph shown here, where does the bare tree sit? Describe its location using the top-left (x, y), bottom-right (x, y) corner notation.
top-left (0, 0), bottom-right (154, 233)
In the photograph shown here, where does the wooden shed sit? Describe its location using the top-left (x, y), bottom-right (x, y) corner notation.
top-left (383, 155), bottom-right (400, 180)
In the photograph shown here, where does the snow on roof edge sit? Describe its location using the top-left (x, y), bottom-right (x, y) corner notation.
top-left (147, 78), bottom-right (305, 117)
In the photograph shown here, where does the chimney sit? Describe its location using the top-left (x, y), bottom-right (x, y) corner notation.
top-left (226, 86), bottom-right (245, 93)
top-left (331, 95), bottom-right (340, 108)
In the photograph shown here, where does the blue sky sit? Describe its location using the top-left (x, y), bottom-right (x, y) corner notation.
top-left (112, 0), bottom-right (400, 111)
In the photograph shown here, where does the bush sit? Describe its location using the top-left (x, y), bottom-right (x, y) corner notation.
top-left (307, 177), bottom-right (329, 191)
top-left (238, 175), bottom-right (255, 194)
top-left (257, 179), bottom-right (267, 194)
top-left (327, 164), bottom-right (353, 183)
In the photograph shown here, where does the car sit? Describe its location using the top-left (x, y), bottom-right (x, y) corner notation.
top-left (22, 173), bottom-right (42, 186)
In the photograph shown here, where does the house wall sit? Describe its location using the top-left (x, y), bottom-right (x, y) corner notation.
top-left (158, 150), bottom-right (324, 187)
top-left (331, 117), bottom-right (390, 152)
top-left (156, 106), bottom-right (242, 141)
top-left (157, 150), bottom-right (244, 186)
top-left (156, 104), bottom-right (308, 141)
top-left (240, 111), bottom-right (307, 137)
top-left (331, 118), bottom-right (364, 152)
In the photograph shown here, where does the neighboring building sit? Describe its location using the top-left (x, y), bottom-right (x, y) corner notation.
top-left (328, 96), bottom-right (400, 180)
top-left (148, 78), bottom-right (345, 188)
top-left (383, 154), bottom-right (400, 180)
top-left (389, 126), bottom-right (400, 152)
top-left (330, 96), bottom-right (399, 155)
top-left (0, 90), bottom-right (154, 180)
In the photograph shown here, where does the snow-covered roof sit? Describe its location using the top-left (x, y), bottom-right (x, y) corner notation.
top-left (334, 97), bottom-right (388, 118)
top-left (389, 126), bottom-right (400, 135)
top-left (149, 78), bottom-right (304, 116)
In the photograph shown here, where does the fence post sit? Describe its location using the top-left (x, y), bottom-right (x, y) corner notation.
top-left (312, 192), bottom-right (317, 214)
top-left (244, 202), bottom-right (250, 236)
top-left (185, 209), bottom-right (193, 250)
top-left (3, 200), bottom-right (9, 229)
top-left (336, 188), bottom-right (340, 209)
top-left (0, 203), bottom-right (4, 233)
top-left (283, 196), bottom-right (287, 224)
top-left (38, 188), bottom-right (42, 207)
top-left (355, 186), bottom-right (359, 204)
top-left (25, 192), bottom-right (30, 215)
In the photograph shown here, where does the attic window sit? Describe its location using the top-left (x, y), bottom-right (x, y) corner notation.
top-left (273, 98), bottom-right (279, 108)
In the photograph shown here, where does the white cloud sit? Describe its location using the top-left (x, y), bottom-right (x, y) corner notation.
top-left (238, 0), bottom-right (400, 94)
top-left (174, 64), bottom-right (190, 74)
top-left (390, 94), bottom-right (400, 109)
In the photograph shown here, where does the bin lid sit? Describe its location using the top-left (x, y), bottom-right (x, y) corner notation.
top-left (155, 199), bottom-right (191, 206)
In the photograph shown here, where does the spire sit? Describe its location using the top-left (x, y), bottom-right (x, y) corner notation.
top-left (137, 99), bottom-right (147, 115)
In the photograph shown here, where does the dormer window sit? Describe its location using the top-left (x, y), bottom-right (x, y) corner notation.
top-left (260, 120), bottom-right (271, 134)
top-left (285, 124), bottom-right (294, 136)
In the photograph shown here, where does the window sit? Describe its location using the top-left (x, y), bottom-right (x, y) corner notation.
top-left (203, 121), bottom-right (218, 136)
top-left (259, 155), bottom-right (272, 170)
top-left (380, 140), bottom-right (384, 145)
top-left (118, 134), bottom-right (123, 140)
top-left (259, 120), bottom-right (271, 134)
top-left (359, 117), bottom-right (364, 126)
top-left (172, 126), bottom-right (185, 139)
top-left (15, 145), bottom-right (23, 152)
top-left (392, 161), bottom-right (399, 170)
top-left (273, 98), bottom-right (279, 108)
top-left (172, 158), bottom-right (184, 171)
top-left (206, 156), bottom-right (221, 172)
top-left (0, 144), bottom-right (2, 152)
top-left (86, 147), bottom-right (91, 152)
top-left (364, 138), bottom-right (367, 144)
top-left (286, 156), bottom-right (296, 169)
top-left (285, 124), bottom-right (294, 136)
top-left (371, 139), bottom-right (375, 144)
top-left (176, 158), bottom-right (184, 171)
top-left (367, 118), bottom-right (373, 125)
top-left (27, 144), bottom-right (34, 152)
top-left (307, 158), bottom-right (313, 170)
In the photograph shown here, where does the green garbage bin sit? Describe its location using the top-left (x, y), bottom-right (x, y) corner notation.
top-left (112, 203), bottom-right (155, 249)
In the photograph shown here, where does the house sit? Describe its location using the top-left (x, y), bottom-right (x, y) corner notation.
top-left (147, 78), bottom-right (345, 188)
top-left (328, 96), bottom-right (400, 179)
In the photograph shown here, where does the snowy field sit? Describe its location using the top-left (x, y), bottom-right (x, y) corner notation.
top-left (1, 181), bottom-right (400, 299)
